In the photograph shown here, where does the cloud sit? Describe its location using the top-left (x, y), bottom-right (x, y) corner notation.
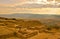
top-left (0, 0), bottom-right (29, 7)
top-left (0, 0), bottom-right (60, 8)
top-left (0, 7), bottom-right (60, 15)
top-left (0, 0), bottom-right (22, 4)
top-left (0, 0), bottom-right (60, 15)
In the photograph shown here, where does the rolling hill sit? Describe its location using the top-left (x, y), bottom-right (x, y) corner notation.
top-left (0, 13), bottom-right (60, 19)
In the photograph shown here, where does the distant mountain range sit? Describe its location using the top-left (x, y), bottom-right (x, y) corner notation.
top-left (0, 13), bottom-right (60, 19)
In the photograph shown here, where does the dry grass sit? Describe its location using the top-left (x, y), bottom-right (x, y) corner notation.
top-left (0, 17), bottom-right (60, 39)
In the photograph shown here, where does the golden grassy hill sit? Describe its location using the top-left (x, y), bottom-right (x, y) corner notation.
top-left (0, 17), bottom-right (60, 39)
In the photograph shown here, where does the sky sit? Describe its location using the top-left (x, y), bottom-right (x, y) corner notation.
top-left (0, 0), bottom-right (60, 15)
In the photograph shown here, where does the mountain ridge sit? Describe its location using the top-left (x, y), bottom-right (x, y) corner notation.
top-left (0, 13), bottom-right (60, 19)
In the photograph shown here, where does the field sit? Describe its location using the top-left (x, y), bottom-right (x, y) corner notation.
top-left (0, 17), bottom-right (60, 39)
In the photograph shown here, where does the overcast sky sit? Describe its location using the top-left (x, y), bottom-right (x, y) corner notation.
top-left (0, 0), bottom-right (60, 15)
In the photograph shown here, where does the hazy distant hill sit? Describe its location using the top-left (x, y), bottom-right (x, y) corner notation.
top-left (0, 13), bottom-right (60, 19)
